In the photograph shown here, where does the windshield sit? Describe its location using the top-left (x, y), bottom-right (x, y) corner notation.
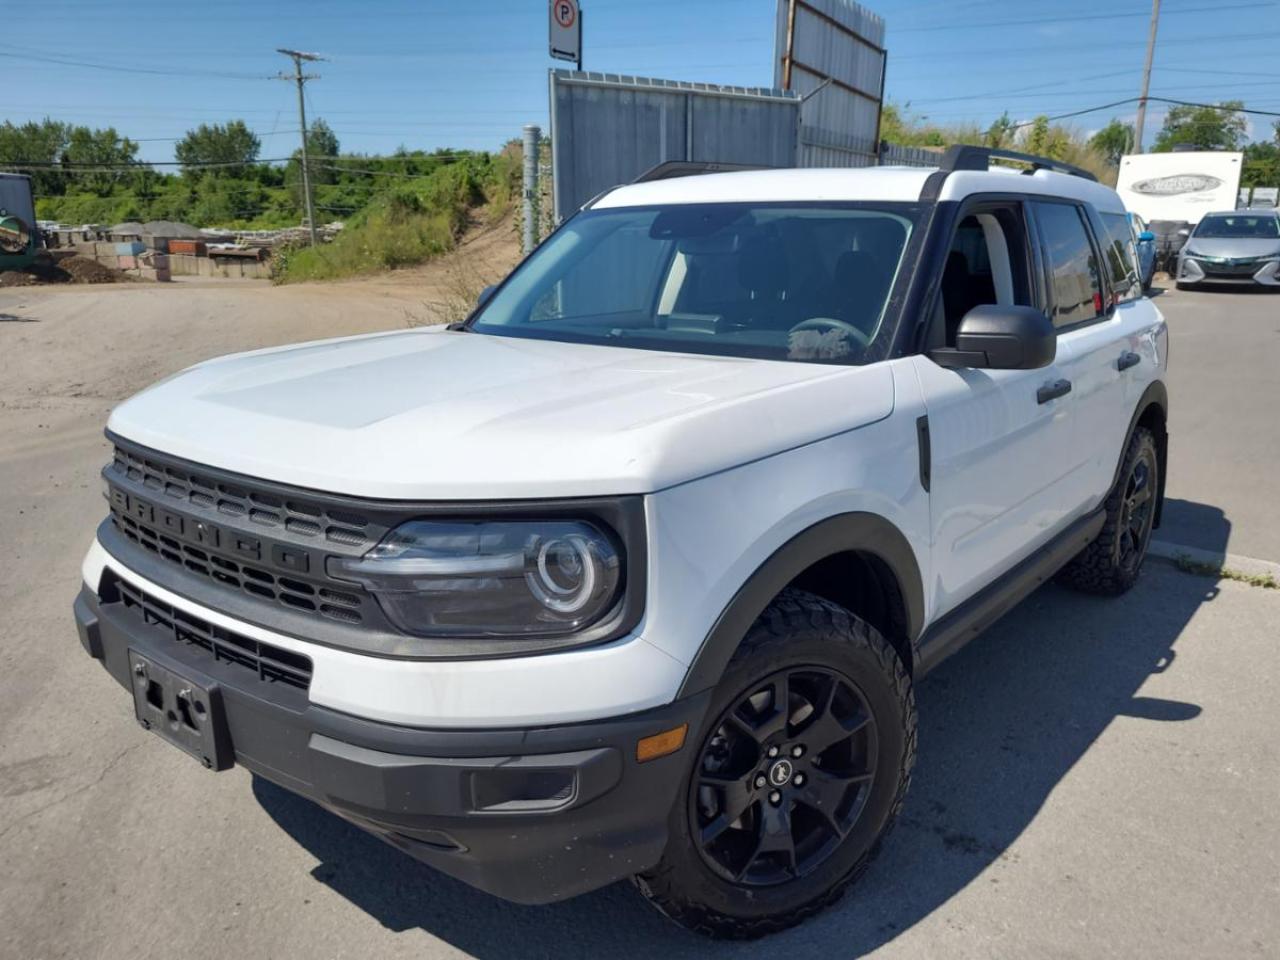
top-left (1193, 214), bottom-right (1280, 239)
top-left (470, 202), bottom-right (922, 364)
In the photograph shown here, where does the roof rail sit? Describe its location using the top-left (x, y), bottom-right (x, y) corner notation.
top-left (938, 145), bottom-right (1098, 183)
top-left (632, 160), bottom-right (772, 183)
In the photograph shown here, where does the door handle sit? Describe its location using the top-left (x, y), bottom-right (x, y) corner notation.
top-left (1117, 351), bottom-right (1141, 372)
top-left (1037, 378), bottom-right (1072, 404)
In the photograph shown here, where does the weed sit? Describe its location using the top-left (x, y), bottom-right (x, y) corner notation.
top-left (1173, 553), bottom-right (1279, 589)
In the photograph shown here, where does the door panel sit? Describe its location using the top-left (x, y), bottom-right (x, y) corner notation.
top-left (914, 349), bottom-right (1079, 620)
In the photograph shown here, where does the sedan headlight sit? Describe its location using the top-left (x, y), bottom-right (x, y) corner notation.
top-left (331, 519), bottom-right (623, 638)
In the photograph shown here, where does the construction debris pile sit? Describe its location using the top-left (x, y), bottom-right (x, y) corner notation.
top-left (0, 254), bottom-right (123, 287)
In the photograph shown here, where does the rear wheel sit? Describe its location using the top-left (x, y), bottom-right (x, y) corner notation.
top-left (634, 589), bottom-right (915, 939)
top-left (1059, 427), bottom-right (1159, 596)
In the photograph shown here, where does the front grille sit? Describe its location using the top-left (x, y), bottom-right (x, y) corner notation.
top-left (1193, 259), bottom-right (1260, 277)
top-left (110, 511), bottom-right (365, 625)
top-left (112, 444), bottom-right (371, 547)
top-left (105, 571), bottom-right (313, 690)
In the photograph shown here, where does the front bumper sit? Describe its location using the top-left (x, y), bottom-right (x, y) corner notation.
top-left (1177, 257), bottom-right (1280, 286)
top-left (74, 582), bottom-right (709, 904)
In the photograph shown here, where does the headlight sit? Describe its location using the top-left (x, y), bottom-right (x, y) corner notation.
top-left (331, 519), bottom-right (623, 638)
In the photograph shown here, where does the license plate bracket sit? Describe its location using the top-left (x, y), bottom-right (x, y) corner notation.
top-left (128, 650), bottom-right (232, 771)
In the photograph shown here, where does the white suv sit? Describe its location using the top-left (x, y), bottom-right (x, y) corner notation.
top-left (74, 146), bottom-right (1168, 938)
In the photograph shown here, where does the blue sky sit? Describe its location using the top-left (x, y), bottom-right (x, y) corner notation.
top-left (7, 0), bottom-right (1280, 164)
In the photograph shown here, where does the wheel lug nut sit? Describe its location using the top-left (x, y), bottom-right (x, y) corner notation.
top-left (769, 790), bottom-right (782, 805)
top-left (754, 774), bottom-right (767, 789)
top-left (766, 746), bottom-right (779, 758)
top-left (791, 745), bottom-right (804, 758)
top-left (794, 773), bottom-right (806, 786)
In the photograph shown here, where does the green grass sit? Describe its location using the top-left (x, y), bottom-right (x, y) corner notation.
top-left (273, 153), bottom-right (518, 284)
top-left (1173, 552), bottom-right (1279, 589)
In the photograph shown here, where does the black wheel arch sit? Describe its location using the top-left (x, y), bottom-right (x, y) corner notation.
top-left (676, 513), bottom-right (925, 698)
top-left (1118, 380), bottom-right (1169, 529)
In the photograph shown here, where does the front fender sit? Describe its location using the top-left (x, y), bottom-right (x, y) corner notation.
top-left (675, 511), bottom-right (924, 697)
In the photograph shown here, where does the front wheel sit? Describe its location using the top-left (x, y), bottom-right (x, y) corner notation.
top-left (634, 590), bottom-right (915, 939)
top-left (1058, 427), bottom-right (1159, 596)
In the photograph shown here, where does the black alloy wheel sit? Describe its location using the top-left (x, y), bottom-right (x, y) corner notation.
top-left (691, 666), bottom-right (877, 887)
top-left (1117, 448), bottom-right (1156, 570)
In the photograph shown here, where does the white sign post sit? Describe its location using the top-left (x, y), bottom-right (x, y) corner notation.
top-left (549, 0), bottom-right (581, 69)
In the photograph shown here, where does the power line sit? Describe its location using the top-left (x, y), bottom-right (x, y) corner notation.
top-left (893, 1), bottom-right (1270, 33)
top-left (0, 48), bottom-right (269, 81)
top-left (1007, 96), bottom-right (1280, 131)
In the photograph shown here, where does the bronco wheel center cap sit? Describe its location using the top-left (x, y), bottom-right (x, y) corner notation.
top-left (768, 758), bottom-right (794, 787)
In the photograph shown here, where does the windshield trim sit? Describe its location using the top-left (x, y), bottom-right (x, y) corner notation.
top-left (463, 200), bottom-right (928, 367)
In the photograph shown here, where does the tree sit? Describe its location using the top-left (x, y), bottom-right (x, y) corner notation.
top-left (984, 112), bottom-right (1016, 148)
top-left (1089, 119), bottom-right (1134, 166)
top-left (62, 125), bottom-right (140, 195)
top-left (1242, 140), bottom-right (1279, 189)
top-left (286, 118), bottom-right (340, 208)
top-left (174, 120), bottom-right (261, 176)
top-left (305, 118), bottom-right (339, 161)
top-left (1152, 101), bottom-right (1247, 153)
top-left (0, 119), bottom-right (72, 196)
top-left (1024, 116), bottom-right (1052, 156)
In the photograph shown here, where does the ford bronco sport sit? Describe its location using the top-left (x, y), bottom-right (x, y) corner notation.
top-left (74, 145), bottom-right (1168, 938)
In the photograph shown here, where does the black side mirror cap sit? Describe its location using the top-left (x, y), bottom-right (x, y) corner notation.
top-left (929, 304), bottom-right (1056, 370)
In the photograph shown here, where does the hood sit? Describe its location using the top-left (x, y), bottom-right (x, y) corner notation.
top-left (1184, 237), bottom-right (1280, 259)
top-left (108, 328), bottom-right (895, 499)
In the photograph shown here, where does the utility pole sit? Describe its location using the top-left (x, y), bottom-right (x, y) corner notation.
top-left (277, 48), bottom-right (324, 246)
top-left (522, 124), bottom-right (541, 255)
top-left (1133, 0), bottom-right (1161, 154)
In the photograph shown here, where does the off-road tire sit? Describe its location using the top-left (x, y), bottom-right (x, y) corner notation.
top-left (1058, 426), bottom-right (1159, 596)
top-left (634, 589), bottom-right (916, 939)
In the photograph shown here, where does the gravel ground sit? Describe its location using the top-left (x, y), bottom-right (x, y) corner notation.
top-left (0, 278), bottom-right (1277, 960)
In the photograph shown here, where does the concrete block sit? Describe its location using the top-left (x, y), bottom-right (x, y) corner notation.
top-left (118, 255), bottom-right (137, 269)
top-left (169, 254), bottom-right (199, 275)
top-left (115, 241), bottom-right (145, 255)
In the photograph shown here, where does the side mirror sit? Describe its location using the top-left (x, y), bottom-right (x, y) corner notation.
top-left (1138, 230), bottom-right (1155, 242)
top-left (929, 305), bottom-right (1056, 370)
top-left (1177, 227), bottom-right (1191, 238)
top-left (476, 284), bottom-right (497, 309)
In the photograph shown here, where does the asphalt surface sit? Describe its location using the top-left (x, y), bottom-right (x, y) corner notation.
top-left (1152, 285), bottom-right (1280, 562)
top-left (1, 281), bottom-right (1278, 959)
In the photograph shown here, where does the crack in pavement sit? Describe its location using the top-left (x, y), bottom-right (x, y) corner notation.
top-left (0, 742), bottom-right (144, 845)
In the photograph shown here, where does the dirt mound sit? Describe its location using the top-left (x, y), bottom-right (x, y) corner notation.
top-left (60, 255), bottom-right (123, 283)
top-left (0, 269), bottom-right (39, 287)
top-left (0, 255), bottom-right (124, 286)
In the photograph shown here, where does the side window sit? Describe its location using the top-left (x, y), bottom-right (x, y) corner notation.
top-left (1032, 202), bottom-right (1104, 328)
top-left (930, 206), bottom-right (1034, 350)
top-left (1099, 211), bottom-right (1140, 303)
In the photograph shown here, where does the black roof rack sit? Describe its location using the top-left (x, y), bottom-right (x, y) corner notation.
top-left (937, 144), bottom-right (1098, 183)
top-left (632, 160), bottom-right (772, 183)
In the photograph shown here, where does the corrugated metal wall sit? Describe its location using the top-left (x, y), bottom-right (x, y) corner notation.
top-left (549, 70), bottom-right (800, 220)
top-left (774, 0), bottom-right (886, 168)
top-left (880, 143), bottom-right (943, 168)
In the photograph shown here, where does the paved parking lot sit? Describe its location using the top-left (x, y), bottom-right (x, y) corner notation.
top-left (1, 281), bottom-right (1277, 959)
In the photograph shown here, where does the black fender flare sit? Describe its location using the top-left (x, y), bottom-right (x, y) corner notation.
top-left (676, 512), bottom-right (925, 697)
top-left (1114, 380), bottom-right (1169, 527)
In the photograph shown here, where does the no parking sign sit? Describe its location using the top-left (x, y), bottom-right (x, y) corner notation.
top-left (550, 0), bottom-right (581, 67)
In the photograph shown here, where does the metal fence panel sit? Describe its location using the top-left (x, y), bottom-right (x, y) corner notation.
top-left (774, 0), bottom-right (886, 167)
top-left (549, 70), bottom-right (799, 221)
top-left (880, 144), bottom-right (943, 168)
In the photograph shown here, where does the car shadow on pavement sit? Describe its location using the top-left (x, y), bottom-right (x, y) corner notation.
top-left (1153, 498), bottom-right (1231, 558)
top-left (254, 562), bottom-right (1216, 959)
